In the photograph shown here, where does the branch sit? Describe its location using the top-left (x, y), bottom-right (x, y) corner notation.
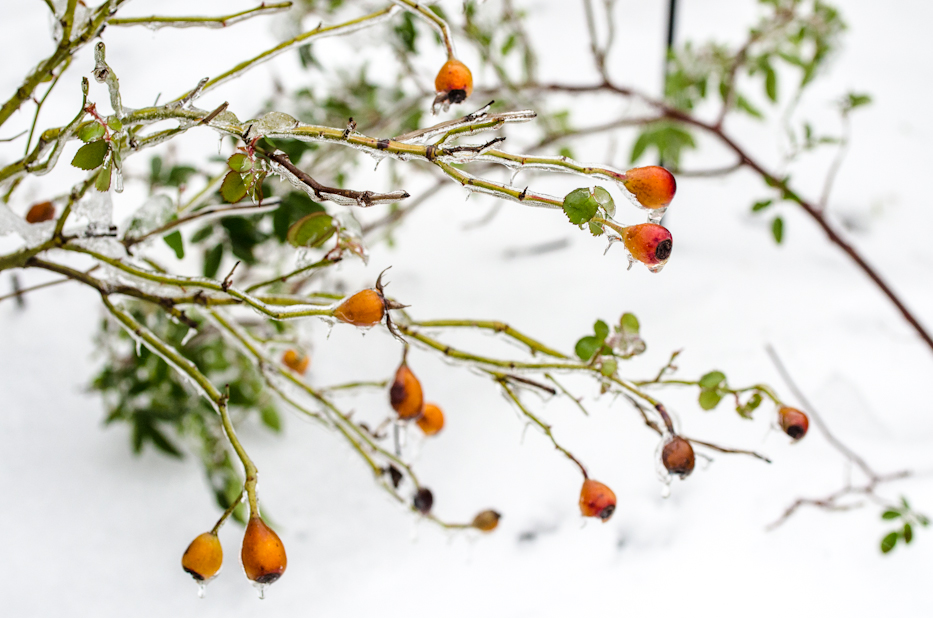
top-left (109, 2), bottom-right (292, 29)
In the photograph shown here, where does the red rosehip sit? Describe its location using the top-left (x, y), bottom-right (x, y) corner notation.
top-left (622, 223), bottom-right (673, 268)
top-left (579, 479), bottom-right (616, 521)
top-left (241, 516), bottom-right (287, 585)
top-left (778, 406), bottom-right (809, 440)
top-left (416, 403), bottom-right (445, 436)
top-left (434, 58), bottom-right (473, 104)
top-left (390, 360), bottom-right (424, 420)
top-left (181, 531), bottom-right (223, 582)
top-left (25, 201), bottom-right (55, 224)
top-left (471, 510), bottom-right (501, 532)
top-left (661, 436), bottom-right (695, 478)
top-left (333, 289), bottom-right (386, 327)
top-left (623, 166), bottom-right (676, 209)
top-left (281, 349), bottom-right (310, 375)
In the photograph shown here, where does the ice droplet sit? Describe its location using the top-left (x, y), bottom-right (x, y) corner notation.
top-left (196, 583), bottom-right (206, 599)
top-left (74, 190), bottom-right (114, 229)
top-left (252, 581), bottom-right (267, 600)
top-left (251, 111), bottom-right (299, 136)
top-left (646, 208), bottom-right (666, 225)
top-left (647, 262), bottom-right (666, 274)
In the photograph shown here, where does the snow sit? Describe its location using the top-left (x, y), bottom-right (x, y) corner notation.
top-left (1, 0), bottom-right (931, 615)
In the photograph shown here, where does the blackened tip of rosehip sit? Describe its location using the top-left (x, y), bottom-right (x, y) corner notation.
top-left (787, 424), bottom-right (806, 439)
top-left (255, 572), bottom-right (283, 585)
top-left (447, 89), bottom-right (467, 104)
top-left (414, 488), bottom-right (434, 514)
top-left (655, 238), bottom-right (672, 262)
top-left (598, 504), bottom-right (615, 521)
top-left (183, 568), bottom-right (205, 581)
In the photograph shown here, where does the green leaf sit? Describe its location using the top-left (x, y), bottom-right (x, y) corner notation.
top-left (190, 226), bottom-right (212, 244)
top-left (698, 390), bottom-right (723, 411)
top-left (588, 221), bottom-right (604, 236)
top-left (575, 336), bottom-right (603, 362)
top-left (764, 65), bottom-right (778, 102)
top-left (917, 514), bottom-right (930, 527)
top-left (220, 170), bottom-right (248, 203)
top-left (203, 243), bottom-right (224, 279)
top-left (842, 92), bottom-right (872, 113)
top-left (109, 117), bottom-right (123, 131)
top-left (593, 320), bottom-right (609, 340)
top-left (78, 122), bottom-right (105, 143)
top-left (287, 212), bottom-right (335, 248)
top-left (901, 496), bottom-right (911, 510)
top-left (620, 313), bottom-right (639, 335)
top-left (228, 153), bottom-right (253, 173)
top-left (903, 523), bottom-right (913, 544)
top-left (881, 532), bottom-right (898, 554)
top-left (95, 159), bottom-right (112, 192)
top-left (772, 216), bottom-right (784, 244)
top-left (163, 231), bottom-right (184, 259)
top-left (71, 139), bottom-right (109, 170)
top-left (736, 94), bottom-right (764, 119)
top-left (600, 358), bottom-right (617, 377)
top-left (592, 186), bottom-right (615, 218)
top-left (562, 188), bottom-right (599, 225)
top-left (699, 371), bottom-right (726, 389)
top-left (260, 405), bottom-right (282, 433)
top-left (630, 121), bottom-right (697, 167)
top-left (751, 199), bottom-right (773, 213)
top-left (881, 510), bottom-right (901, 520)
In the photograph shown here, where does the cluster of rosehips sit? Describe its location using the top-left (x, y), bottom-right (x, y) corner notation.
top-left (182, 515), bottom-right (286, 591)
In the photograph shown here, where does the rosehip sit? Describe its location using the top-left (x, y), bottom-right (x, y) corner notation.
top-left (434, 58), bottom-right (473, 104)
top-left (241, 516), bottom-right (287, 585)
top-left (661, 436), bottom-right (695, 478)
top-left (281, 349), bottom-right (310, 375)
top-left (778, 406), bottom-right (809, 440)
top-left (471, 510), bottom-right (501, 532)
top-left (390, 360), bottom-right (424, 420)
top-left (579, 479), bottom-right (616, 521)
top-left (623, 166), bottom-right (677, 209)
top-left (25, 201), bottom-right (55, 224)
top-left (333, 289), bottom-right (385, 327)
top-left (413, 488), bottom-right (434, 514)
top-left (181, 531), bottom-right (223, 582)
top-left (622, 223), bottom-right (672, 267)
top-left (416, 403), bottom-right (445, 436)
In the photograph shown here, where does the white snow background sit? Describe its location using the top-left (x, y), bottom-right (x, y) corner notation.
top-left (1, 0), bottom-right (931, 615)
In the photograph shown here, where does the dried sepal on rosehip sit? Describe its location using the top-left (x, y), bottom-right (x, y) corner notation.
top-left (661, 436), bottom-right (695, 478)
top-left (621, 223), bottom-right (673, 272)
top-left (281, 348), bottom-right (310, 375)
top-left (390, 353), bottom-right (424, 420)
top-left (622, 166), bottom-right (677, 210)
top-left (25, 201), bottom-right (56, 224)
top-left (241, 516), bottom-right (287, 585)
top-left (416, 403), bottom-right (445, 436)
top-left (181, 531), bottom-right (223, 582)
top-left (579, 479), bottom-right (616, 521)
top-left (471, 510), bottom-right (501, 532)
top-left (778, 406), bottom-right (809, 440)
top-left (432, 58), bottom-right (473, 112)
top-left (413, 487), bottom-right (434, 514)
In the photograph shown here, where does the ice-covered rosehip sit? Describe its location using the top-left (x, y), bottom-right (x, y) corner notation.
top-left (413, 488), bottom-right (434, 514)
top-left (390, 360), bottom-right (424, 420)
top-left (181, 531), bottom-right (223, 582)
top-left (578, 479), bottom-right (616, 521)
top-left (622, 223), bottom-right (673, 268)
top-left (434, 58), bottom-right (473, 104)
top-left (281, 349), bottom-right (310, 375)
top-left (25, 201), bottom-right (55, 224)
top-left (241, 516), bottom-right (287, 585)
top-left (471, 510), bottom-right (501, 532)
top-left (333, 289), bottom-right (385, 327)
top-left (778, 406), bottom-right (809, 440)
top-left (623, 166), bottom-right (677, 209)
top-left (416, 403), bottom-right (445, 436)
top-left (661, 436), bottom-right (695, 478)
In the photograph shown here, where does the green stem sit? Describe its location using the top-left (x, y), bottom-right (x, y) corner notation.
top-left (210, 490), bottom-right (245, 535)
top-left (409, 319), bottom-right (568, 358)
top-left (110, 3), bottom-right (292, 28)
top-left (389, 0), bottom-right (456, 59)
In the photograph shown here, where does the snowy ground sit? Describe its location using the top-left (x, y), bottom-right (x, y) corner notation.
top-left (1, 1), bottom-right (931, 615)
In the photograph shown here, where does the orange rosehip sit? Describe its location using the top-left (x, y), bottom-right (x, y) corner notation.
top-left (579, 479), bottom-right (616, 521)
top-left (390, 360), bottom-right (424, 420)
top-left (434, 58), bottom-right (473, 104)
top-left (181, 531), bottom-right (223, 582)
top-left (622, 223), bottom-right (673, 268)
top-left (661, 436), bottom-right (695, 478)
top-left (471, 510), bottom-right (501, 532)
top-left (333, 288), bottom-right (386, 327)
top-left (413, 488), bottom-right (434, 514)
top-left (241, 516), bottom-right (287, 585)
top-left (623, 166), bottom-right (676, 209)
top-left (281, 349), bottom-right (310, 375)
top-left (778, 406), bottom-right (809, 440)
top-left (416, 403), bottom-right (445, 436)
top-left (25, 201), bottom-right (55, 224)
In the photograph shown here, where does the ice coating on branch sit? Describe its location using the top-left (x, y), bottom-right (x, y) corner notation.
top-left (123, 194), bottom-right (174, 239)
top-left (266, 159), bottom-right (401, 208)
top-left (249, 112), bottom-right (300, 138)
top-left (393, 105), bottom-right (535, 145)
top-left (74, 190), bottom-right (114, 235)
top-left (0, 202), bottom-right (54, 246)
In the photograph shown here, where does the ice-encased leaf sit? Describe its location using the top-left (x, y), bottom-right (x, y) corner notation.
top-left (287, 213), bottom-right (334, 248)
top-left (72, 140), bottom-right (109, 170)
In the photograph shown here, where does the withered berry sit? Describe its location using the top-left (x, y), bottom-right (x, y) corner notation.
top-left (181, 531), bottom-right (223, 582)
top-left (281, 349), bottom-right (310, 375)
top-left (778, 406), bottom-right (809, 440)
top-left (333, 289), bottom-right (385, 327)
top-left (623, 166), bottom-right (677, 209)
top-left (413, 488), bottom-right (434, 514)
top-left (25, 201), bottom-right (55, 224)
top-left (416, 403), bottom-right (445, 436)
top-left (661, 436), bottom-right (695, 478)
top-left (579, 479), bottom-right (616, 521)
top-left (241, 516), bottom-right (287, 585)
top-left (434, 58), bottom-right (473, 104)
top-left (622, 223), bottom-right (673, 268)
top-left (390, 360), bottom-right (424, 420)
top-left (471, 510), bottom-right (501, 532)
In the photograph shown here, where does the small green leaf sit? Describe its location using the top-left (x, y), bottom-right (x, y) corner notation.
top-left (901, 496), bottom-right (911, 510)
top-left (287, 212), bottom-right (335, 248)
top-left (190, 226), bottom-right (213, 244)
top-left (71, 139), bottom-right (109, 170)
top-left (592, 186), bottom-right (615, 218)
top-left (903, 523), bottom-right (913, 544)
top-left (751, 199), bottom-right (773, 213)
top-left (620, 313), bottom-right (640, 335)
top-left (260, 405), bottom-right (282, 433)
top-left (562, 188), bottom-right (599, 225)
top-left (163, 231), bottom-right (184, 259)
top-left (699, 371), bottom-right (726, 389)
top-left (881, 510), bottom-right (901, 520)
top-left (917, 514), bottom-right (930, 527)
top-left (203, 243), bottom-right (224, 279)
top-left (78, 122), bottom-right (105, 143)
top-left (575, 336), bottom-right (603, 362)
top-left (736, 94), bottom-right (764, 119)
top-left (109, 117), bottom-right (123, 131)
top-left (593, 320), bottom-right (609, 340)
top-left (842, 92), bottom-right (872, 113)
top-left (772, 216), bottom-right (784, 244)
top-left (764, 66), bottom-right (778, 102)
top-left (698, 390), bottom-right (723, 411)
top-left (220, 170), bottom-right (248, 203)
top-left (600, 359), bottom-right (617, 377)
top-left (228, 153), bottom-right (253, 173)
top-left (95, 159), bottom-right (112, 192)
top-left (588, 220), bottom-right (605, 236)
top-left (881, 532), bottom-right (898, 554)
